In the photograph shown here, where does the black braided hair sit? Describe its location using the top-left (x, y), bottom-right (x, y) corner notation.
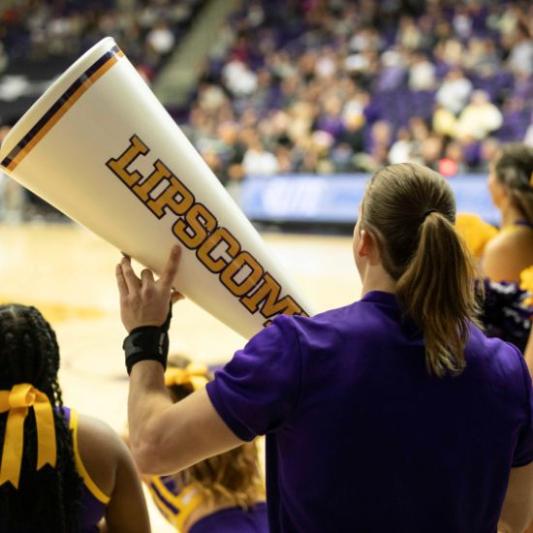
top-left (0, 304), bottom-right (82, 532)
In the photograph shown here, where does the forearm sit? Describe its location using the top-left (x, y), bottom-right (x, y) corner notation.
top-left (499, 464), bottom-right (533, 533)
top-left (128, 363), bottom-right (242, 475)
top-left (128, 361), bottom-right (174, 464)
top-left (117, 247), bottom-right (243, 476)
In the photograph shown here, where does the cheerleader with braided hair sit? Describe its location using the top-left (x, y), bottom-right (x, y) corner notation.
top-left (0, 304), bottom-right (150, 532)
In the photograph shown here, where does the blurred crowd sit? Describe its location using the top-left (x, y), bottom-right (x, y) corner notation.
top-left (0, 0), bottom-right (205, 222)
top-left (182, 0), bottom-right (533, 182)
top-left (0, 0), bottom-right (532, 223)
top-left (0, 0), bottom-right (204, 82)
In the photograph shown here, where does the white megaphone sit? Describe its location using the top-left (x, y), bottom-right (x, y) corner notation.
top-left (0, 37), bottom-right (313, 339)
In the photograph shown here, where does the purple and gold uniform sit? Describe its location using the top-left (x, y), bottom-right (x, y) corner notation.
top-left (148, 474), bottom-right (268, 532)
top-left (63, 407), bottom-right (110, 533)
top-left (207, 291), bottom-right (533, 533)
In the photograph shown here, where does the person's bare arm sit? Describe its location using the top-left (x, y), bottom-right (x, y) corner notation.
top-left (499, 463), bottom-right (533, 533)
top-left (482, 235), bottom-right (531, 283)
top-left (104, 433), bottom-right (152, 532)
top-left (116, 246), bottom-right (243, 476)
top-left (128, 362), bottom-right (242, 475)
top-left (78, 415), bottom-right (150, 533)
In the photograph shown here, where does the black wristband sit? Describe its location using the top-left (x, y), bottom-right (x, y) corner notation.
top-left (161, 305), bottom-right (172, 334)
top-left (123, 326), bottom-right (169, 375)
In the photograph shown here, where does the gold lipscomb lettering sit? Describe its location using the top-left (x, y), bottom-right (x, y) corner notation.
top-left (105, 135), bottom-right (308, 322)
top-left (106, 134), bottom-right (149, 187)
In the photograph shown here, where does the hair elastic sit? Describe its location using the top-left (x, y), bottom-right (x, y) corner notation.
top-left (422, 209), bottom-right (438, 219)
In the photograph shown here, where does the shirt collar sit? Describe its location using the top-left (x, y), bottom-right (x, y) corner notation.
top-left (360, 290), bottom-right (398, 306)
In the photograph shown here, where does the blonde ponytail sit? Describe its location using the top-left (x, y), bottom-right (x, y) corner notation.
top-left (362, 163), bottom-right (478, 377)
top-left (396, 211), bottom-right (477, 376)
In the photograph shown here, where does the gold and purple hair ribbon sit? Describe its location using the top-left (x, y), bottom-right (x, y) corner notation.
top-left (164, 363), bottom-right (209, 391)
top-left (520, 266), bottom-right (533, 307)
top-left (0, 384), bottom-right (57, 488)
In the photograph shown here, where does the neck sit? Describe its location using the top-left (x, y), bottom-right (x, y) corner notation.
top-left (359, 266), bottom-right (396, 297)
top-left (501, 204), bottom-right (524, 227)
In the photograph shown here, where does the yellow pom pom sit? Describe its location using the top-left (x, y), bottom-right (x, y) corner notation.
top-left (455, 213), bottom-right (498, 258)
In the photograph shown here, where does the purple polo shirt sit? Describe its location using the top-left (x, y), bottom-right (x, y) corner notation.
top-left (207, 291), bottom-right (533, 533)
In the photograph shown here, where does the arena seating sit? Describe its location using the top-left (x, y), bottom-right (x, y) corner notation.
top-left (182, 0), bottom-right (532, 181)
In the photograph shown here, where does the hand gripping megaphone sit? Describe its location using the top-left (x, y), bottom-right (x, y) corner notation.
top-left (0, 37), bottom-right (313, 338)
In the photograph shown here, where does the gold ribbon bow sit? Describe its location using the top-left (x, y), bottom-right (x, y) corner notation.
top-left (0, 384), bottom-right (57, 488)
top-left (164, 363), bottom-right (209, 391)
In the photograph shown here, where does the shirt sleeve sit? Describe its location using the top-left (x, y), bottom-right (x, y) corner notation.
top-left (511, 354), bottom-right (533, 467)
top-left (206, 315), bottom-right (302, 441)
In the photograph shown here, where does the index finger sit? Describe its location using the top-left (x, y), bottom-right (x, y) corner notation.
top-left (115, 264), bottom-right (128, 297)
top-left (160, 245), bottom-right (181, 290)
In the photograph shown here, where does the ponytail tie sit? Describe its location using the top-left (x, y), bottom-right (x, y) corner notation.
top-left (164, 363), bottom-right (209, 391)
top-left (422, 209), bottom-right (438, 220)
top-left (0, 384), bottom-right (57, 489)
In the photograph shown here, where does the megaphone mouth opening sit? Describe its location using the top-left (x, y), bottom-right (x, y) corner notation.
top-left (0, 37), bottom-right (120, 171)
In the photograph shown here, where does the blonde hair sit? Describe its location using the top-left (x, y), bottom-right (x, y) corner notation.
top-left (360, 163), bottom-right (478, 377)
top-left (180, 443), bottom-right (264, 508)
top-left (166, 357), bottom-right (264, 507)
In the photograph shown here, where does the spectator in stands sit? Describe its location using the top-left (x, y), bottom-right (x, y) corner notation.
top-left (507, 23), bottom-right (533, 76)
top-left (223, 59), bottom-right (257, 97)
top-left (388, 127), bottom-right (413, 165)
top-left (146, 21), bottom-right (175, 56)
top-left (438, 141), bottom-right (466, 177)
top-left (419, 135), bottom-right (443, 170)
top-left (455, 90), bottom-right (503, 141)
top-left (242, 137), bottom-right (278, 177)
top-left (408, 52), bottom-right (436, 92)
top-left (436, 68), bottom-right (473, 115)
top-left (463, 38), bottom-right (500, 77)
top-left (179, 0), bottom-right (531, 178)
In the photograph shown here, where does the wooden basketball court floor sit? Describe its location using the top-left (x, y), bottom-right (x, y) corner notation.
top-left (0, 222), bottom-right (361, 531)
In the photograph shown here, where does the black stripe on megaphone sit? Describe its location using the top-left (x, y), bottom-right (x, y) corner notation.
top-left (1, 45), bottom-right (123, 171)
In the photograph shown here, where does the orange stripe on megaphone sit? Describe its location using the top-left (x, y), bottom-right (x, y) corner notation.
top-left (1, 47), bottom-right (124, 172)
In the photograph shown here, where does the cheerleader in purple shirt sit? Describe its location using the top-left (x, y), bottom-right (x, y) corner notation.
top-left (117, 162), bottom-right (533, 533)
top-left (0, 304), bottom-right (149, 533)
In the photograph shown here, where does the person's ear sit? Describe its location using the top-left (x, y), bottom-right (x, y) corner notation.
top-left (356, 229), bottom-right (371, 258)
top-left (488, 175), bottom-right (508, 207)
top-left (357, 229), bottom-right (382, 265)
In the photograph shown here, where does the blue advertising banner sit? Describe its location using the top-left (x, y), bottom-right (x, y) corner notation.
top-left (241, 173), bottom-right (499, 226)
